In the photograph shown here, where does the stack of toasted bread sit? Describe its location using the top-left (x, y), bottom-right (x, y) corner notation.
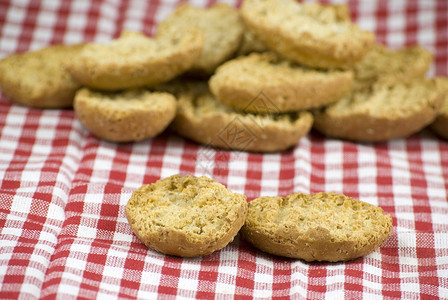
top-left (0, 0), bottom-right (446, 149)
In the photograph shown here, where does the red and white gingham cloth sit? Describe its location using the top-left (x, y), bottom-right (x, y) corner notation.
top-left (1, 0), bottom-right (447, 299)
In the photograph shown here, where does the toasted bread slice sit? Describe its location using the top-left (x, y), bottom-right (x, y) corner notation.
top-left (157, 3), bottom-right (244, 75)
top-left (67, 30), bottom-right (203, 90)
top-left (172, 82), bottom-right (313, 152)
top-left (353, 43), bottom-right (433, 91)
top-left (313, 79), bottom-right (443, 142)
top-left (240, 0), bottom-right (374, 69)
top-left (74, 88), bottom-right (176, 142)
top-left (0, 44), bottom-right (83, 108)
top-left (209, 52), bottom-right (353, 113)
top-left (241, 192), bottom-right (393, 262)
top-left (126, 174), bottom-right (247, 257)
top-left (236, 3), bottom-right (350, 56)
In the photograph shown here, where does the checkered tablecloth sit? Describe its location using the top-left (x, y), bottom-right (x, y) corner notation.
top-left (1, 0), bottom-right (447, 299)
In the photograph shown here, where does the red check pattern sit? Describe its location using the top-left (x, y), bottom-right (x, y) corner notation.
top-left (1, 0), bottom-right (448, 299)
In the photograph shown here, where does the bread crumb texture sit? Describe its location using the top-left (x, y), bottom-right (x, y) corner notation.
top-left (241, 192), bottom-right (393, 262)
top-left (74, 88), bottom-right (176, 142)
top-left (126, 174), bottom-right (247, 257)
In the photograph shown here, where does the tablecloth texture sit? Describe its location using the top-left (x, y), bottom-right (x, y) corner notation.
top-left (1, 0), bottom-right (447, 299)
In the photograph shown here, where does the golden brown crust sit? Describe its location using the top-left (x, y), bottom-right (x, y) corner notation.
top-left (430, 77), bottom-right (448, 139)
top-left (313, 79), bottom-right (444, 142)
top-left (209, 52), bottom-right (354, 113)
top-left (73, 88), bottom-right (176, 142)
top-left (171, 84), bottom-right (313, 152)
top-left (240, 0), bottom-right (375, 69)
top-left (353, 43), bottom-right (433, 91)
top-left (66, 30), bottom-right (203, 90)
top-left (0, 44), bottom-right (83, 108)
top-left (125, 174), bottom-right (247, 257)
top-left (157, 3), bottom-right (244, 75)
top-left (241, 192), bottom-right (393, 262)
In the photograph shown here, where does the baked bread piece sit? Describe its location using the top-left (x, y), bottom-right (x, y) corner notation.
top-left (0, 44), bottom-right (83, 108)
top-left (126, 174), bottom-right (247, 257)
top-left (209, 52), bottom-right (354, 113)
top-left (313, 79), bottom-right (444, 142)
top-left (172, 84), bottom-right (313, 152)
top-left (74, 88), bottom-right (176, 142)
top-left (236, 3), bottom-right (350, 56)
top-left (157, 3), bottom-right (244, 75)
top-left (353, 43), bottom-right (433, 91)
top-left (430, 77), bottom-right (448, 139)
top-left (241, 192), bottom-right (393, 262)
top-left (66, 30), bottom-right (203, 90)
top-left (240, 0), bottom-right (375, 69)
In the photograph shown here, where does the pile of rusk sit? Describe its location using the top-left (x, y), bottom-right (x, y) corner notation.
top-left (126, 173), bottom-right (393, 261)
top-left (0, 0), bottom-right (447, 152)
top-left (1, 0), bottom-right (444, 261)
